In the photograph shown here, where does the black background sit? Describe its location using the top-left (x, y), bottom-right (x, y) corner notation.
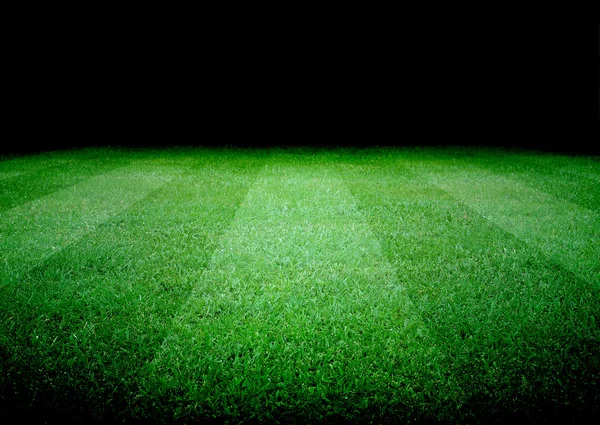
top-left (4, 17), bottom-right (598, 156)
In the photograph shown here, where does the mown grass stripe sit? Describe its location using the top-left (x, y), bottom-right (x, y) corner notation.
top-left (407, 157), bottom-right (599, 286)
top-left (0, 151), bottom-right (72, 181)
top-left (339, 148), bottom-right (600, 421)
top-left (0, 153), bottom-right (134, 213)
top-left (530, 151), bottom-right (600, 183)
top-left (423, 147), bottom-right (600, 212)
top-left (144, 155), bottom-right (435, 423)
top-left (0, 159), bottom-right (175, 283)
top-left (0, 150), bottom-right (267, 421)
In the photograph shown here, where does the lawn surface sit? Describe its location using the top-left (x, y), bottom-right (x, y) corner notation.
top-left (0, 146), bottom-right (599, 424)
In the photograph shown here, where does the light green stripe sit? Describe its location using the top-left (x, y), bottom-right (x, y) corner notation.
top-left (445, 149), bottom-right (600, 211)
top-left (0, 153), bottom-right (266, 389)
top-left (414, 161), bottom-right (600, 285)
top-left (0, 157), bottom-right (136, 213)
top-left (0, 160), bottom-right (176, 281)
top-left (147, 160), bottom-right (433, 410)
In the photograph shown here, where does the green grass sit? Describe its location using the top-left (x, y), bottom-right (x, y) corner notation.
top-left (0, 146), bottom-right (598, 424)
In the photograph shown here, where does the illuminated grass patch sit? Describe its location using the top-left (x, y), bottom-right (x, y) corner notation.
top-left (1, 147), bottom-right (598, 424)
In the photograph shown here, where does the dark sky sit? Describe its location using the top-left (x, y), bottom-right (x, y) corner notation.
top-left (5, 22), bottom-right (597, 155)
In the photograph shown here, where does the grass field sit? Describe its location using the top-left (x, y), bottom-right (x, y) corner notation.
top-left (0, 146), bottom-right (599, 424)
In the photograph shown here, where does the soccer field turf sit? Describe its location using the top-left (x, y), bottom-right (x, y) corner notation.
top-left (1, 146), bottom-right (599, 424)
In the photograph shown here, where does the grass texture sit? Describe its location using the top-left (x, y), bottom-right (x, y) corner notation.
top-left (0, 146), bottom-right (598, 424)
